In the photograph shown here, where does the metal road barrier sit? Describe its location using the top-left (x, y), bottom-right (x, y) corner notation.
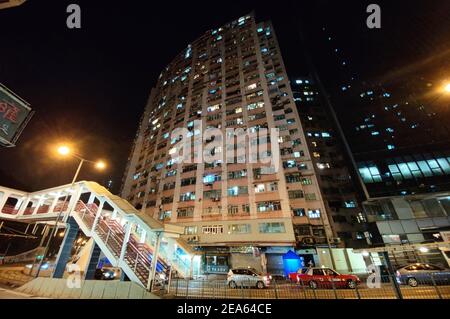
top-left (161, 275), bottom-right (450, 299)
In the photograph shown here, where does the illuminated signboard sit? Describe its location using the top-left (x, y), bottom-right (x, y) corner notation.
top-left (0, 83), bottom-right (33, 147)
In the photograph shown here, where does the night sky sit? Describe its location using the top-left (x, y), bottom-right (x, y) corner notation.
top-left (1, 0), bottom-right (448, 194)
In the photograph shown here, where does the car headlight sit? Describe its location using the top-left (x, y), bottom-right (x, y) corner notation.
top-left (104, 272), bottom-right (111, 278)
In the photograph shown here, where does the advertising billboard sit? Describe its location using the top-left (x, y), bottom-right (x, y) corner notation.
top-left (0, 83), bottom-right (33, 147)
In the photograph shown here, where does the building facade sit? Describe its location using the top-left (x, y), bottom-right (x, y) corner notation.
top-left (309, 20), bottom-right (450, 198)
top-left (122, 14), bottom-right (364, 274)
top-left (290, 77), bottom-right (367, 249)
top-left (363, 192), bottom-right (450, 267)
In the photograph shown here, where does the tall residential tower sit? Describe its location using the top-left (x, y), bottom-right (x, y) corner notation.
top-left (121, 14), bottom-right (362, 274)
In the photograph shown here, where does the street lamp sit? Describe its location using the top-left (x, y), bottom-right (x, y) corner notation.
top-left (33, 144), bottom-right (106, 278)
top-left (444, 82), bottom-right (450, 94)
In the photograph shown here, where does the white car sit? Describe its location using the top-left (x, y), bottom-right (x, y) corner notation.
top-left (227, 268), bottom-right (271, 289)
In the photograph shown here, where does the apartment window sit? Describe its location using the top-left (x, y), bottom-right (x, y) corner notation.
top-left (204, 190), bottom-right (221, 200)
top-left (259, 222), bottom-right (286, 233)
top-left (183, 164), bottom-right (197, 173)
top-left (181, 177), bottom-right (196, 186)
top-left (294, 225), bottom-right (310, 236)
top-left (180, 192), bottom-right (196, 202)
top-left (305, 193), bottom-right (317, 201)
top-left (228, 224), bottom-right (251, 234)
top-left (344, 200), bottom-right (357, 208)
top-left (161, 196), bottom-right (173, 204)
top-left (202, 225), bottom-right (224, 235)
top-left (293, 151), bottom-right (304, 158)
top-left (358, 164), bottom-right (382, 183)
top-left (308, 209), bottom-right (321, 219)
top-left (246, 83), bottom-right (257, 90)
top-left (146, 201), bottom-right (156, 208)
top-left (166, 170), bottom-right (177, 177)
top-left (203, 174), bottom-right (221, 184)
top-left (312, 228), bottom-right (325, 237)
top-left (293, 208), bottom-right (306, 216)
top-left (227, 205), bottom-right (239, 215)
top-left (285, 173), bottom-right (301, 183)
top-left (256, 201), bottom-right (281, 212)
top-left (301, 178), bottom-right (313, 185)
top-left (227, 186), bottom-right (248, 196)
top-left (163, 182), bottom-right (176, 190)
top-left (184, 226), bottom-right (197, 235)
top-left (254, 182), bottom-right (278, 193)
top-left (317, 163), bottom-right (331, 170)
top-left (287, 119), bottom-right (295, 125)
top-left (247, 101), bottom-right (264, 110)
top-left (207, 104), bottom-right (221, 112)
top-left (283, 160), bottom-right (297, 169)
top-left (228, 169), bottom-right (247, 179)
top-left (288, 190), bottom-right (304, 199)
top-left (178, 207), bottom-right (194, 218)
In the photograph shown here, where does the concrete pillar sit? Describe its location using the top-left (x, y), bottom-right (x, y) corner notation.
top-left (13, 197), bottom-right (23, 210)
top-left (52, 217), bottom-right (79, 278)
top-left (17, 199), bottom-right (30, 216)
top-left (140, 229), bottom-right (147, 244)
top-left (84, 243), bottom-right (102, 280)
top-left (32, 198), bottom-right (44, 215)
top-left (64, 184), bottom-right (83, 222)
top-left (87, 193), bottom-right (96, 204)
top-left (147, 231), bottom-right (162, 291)
top-left (120, 271), bottom-right (130, 281)
top-left (0, 191), bottom-right (10, 211)
top-left (91, 200), bottom-right (105, 232)
top-left (118, 221), bottom-right (132, 267)
top-left (48, 194), bottom-right (61, 214)
top-left (189, 256), bottom-right (194, 278)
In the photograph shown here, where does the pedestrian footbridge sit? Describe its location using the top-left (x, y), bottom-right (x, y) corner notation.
top-left (0, 181), bottom-right (199, 289)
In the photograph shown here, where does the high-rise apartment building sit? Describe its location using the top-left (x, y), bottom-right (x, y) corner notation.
top-left (307, 17), bottom-right (450, 199)
top-left (121, 14), bottom-right (363, 274)
top-left (290, 77), bottom-right (368, 249)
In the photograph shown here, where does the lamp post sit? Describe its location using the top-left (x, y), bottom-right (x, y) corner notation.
top-left (32, 145), bottom-right (106, 278)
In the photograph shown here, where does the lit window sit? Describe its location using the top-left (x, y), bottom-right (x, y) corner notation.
top-left (307, 209), bottom-right (321, 219)
top-left (317, 163), bottom-right (331, 169)
top-left (247, 83), bottom-right (257, 90)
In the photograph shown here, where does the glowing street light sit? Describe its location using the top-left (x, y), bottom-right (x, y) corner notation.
top-left (33, 143), bottom-right (108, 278)
top-left (95, 160), bottom-right (106, 170)
top-left (444, 82), bottom-right (450, 93)
top-left (57, 145), bottom-right (71, 156)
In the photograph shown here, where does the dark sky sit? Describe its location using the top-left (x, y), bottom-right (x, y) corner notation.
top-left (0, 0), bottom-right (448, 194)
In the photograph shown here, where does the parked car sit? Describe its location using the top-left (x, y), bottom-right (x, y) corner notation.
top-left (396, 263), bottom-right (450, 287)
top-left (289, 267), bottom-right (360, 289)
top-left (94, 267), bottom-right (120, 280)
top-left (227, 268), bottom-right (271, 289)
